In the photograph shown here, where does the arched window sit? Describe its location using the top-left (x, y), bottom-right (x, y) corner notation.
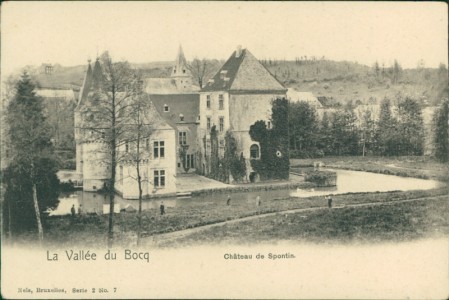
top-left (250, 144), bottom-right (260, 159)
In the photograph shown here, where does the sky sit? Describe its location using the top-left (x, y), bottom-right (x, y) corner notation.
top-left (1, 1), bottom-right (448, 76)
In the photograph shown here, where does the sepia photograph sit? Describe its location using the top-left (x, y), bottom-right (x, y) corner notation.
top-left (1, 1), bottom-right (448, 299)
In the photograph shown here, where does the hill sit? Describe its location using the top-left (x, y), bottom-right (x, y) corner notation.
top-left (262, 59), bottom-right (448, 106)
top-left (21, 59), bottom-right (448, 106)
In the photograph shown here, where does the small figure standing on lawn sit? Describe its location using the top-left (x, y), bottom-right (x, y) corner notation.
top-left (226, 194), bottom-right (231, 206)
top-left (256, 195), bottom-right (261, 206)
top-left (327, 195), bottom-right (333, 208)
top-left (160, 202), bottom-right (165, 215)
top-left (71, 204), bottom-right (76, 218)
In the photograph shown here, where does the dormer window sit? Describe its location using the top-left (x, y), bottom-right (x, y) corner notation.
top-left (173, 68), bottom-right (176, 74)
top-left (183, 69), bottom-right (186, 74)
top-left (179, 114), bottom-right (184, 122)
top-left (164, 104), bottom-right (169, 112)
top-left (220, 70), bottom-right (228, 80)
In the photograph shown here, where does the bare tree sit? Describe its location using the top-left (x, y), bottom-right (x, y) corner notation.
top-left (121, 90), bottom-right (155, 246)
top-left (187, 58), bottom-right (217, 89)
top-left (78, 52), bottom-right (141, 247)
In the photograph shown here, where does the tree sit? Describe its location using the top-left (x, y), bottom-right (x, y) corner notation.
top-left (288, 101), bottom-right (319, 153)
top-left (78, 52), bottom-right (140, 247)
top-left (392, 59), bottom-right (402, 84)
top-left (359, 108), bottom-right (377, 156)
top-left (249, 98), bottom-right (289, 180)
top-left (396, 97), bottom-right (424, 155)
top-left (329, 108), bottom-right (359, 156)
top-left (4, 72), bottom-right (59, 243)
top-left (188, 58), bottom-right (218, 88)
top-left (433, 99), bottom-right (449, 162)
top-left (223, 131), bottom-right (246, 183)
top-left (373, 61), bottom-right (380, 78)
top-left (377, 97), bottom-right (397, 155)
top-left (318, 111), bottom-right (332, 155)
top-left (119, 89), bottom-right (155, 246)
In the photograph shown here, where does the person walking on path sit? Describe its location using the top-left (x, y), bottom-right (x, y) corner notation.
top-left (71, 204), bottom-right (76, 218)
top-left (160, 202), bottom-right (165, 215)
top-left (256, 195), bottom-right (261, 206)
top-left (226, 194), bottom-right (231, 206)
top-left (327, 195), bottom-right (333, 208)
top-left (78, 204), bottom-right (83, 216)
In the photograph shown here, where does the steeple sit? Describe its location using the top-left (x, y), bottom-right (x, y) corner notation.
top-left (172, 44), bottom-right (190, 78)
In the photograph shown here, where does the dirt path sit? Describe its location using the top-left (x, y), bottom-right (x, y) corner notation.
top-left (142, 194), bottom-right (448, 246)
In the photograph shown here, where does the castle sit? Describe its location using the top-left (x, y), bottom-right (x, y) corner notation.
top-left (75, 46), bottom-right (287, 198)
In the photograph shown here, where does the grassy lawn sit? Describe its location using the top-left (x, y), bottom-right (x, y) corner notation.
top-left (11, 186), bottom-right (447, 248)
top-left (159, 195), bottom-right (449, 247)
top-left (291, 156), bottom-right (449, 181)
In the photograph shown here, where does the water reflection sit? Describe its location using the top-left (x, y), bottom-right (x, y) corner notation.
top-left (292, 169), bottom-right (441, 198)
top-left (52, 169), bottom-right (442, 216)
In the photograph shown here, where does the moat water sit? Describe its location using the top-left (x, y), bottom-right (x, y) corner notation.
top-left (50, 169), bottom-right (443, 216)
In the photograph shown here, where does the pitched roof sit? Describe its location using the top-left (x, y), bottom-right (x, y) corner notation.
top-left (144, 78), bottom-right (199, 94)
top-left (287, 88), bottom-right (322, 108)
top-left (202, 48), bottom-right (286, 93)
top-left (148, 94), bottom-right (199, 127)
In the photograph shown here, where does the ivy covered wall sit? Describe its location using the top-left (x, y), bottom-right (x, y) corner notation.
top-left (249, 97), bottom-right (290, 181)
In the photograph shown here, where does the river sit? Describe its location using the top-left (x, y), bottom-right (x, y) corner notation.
top-left (50, 169), bottom-right (443, 216)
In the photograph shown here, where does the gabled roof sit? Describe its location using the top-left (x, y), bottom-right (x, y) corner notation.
top-left (144, 78), bottom-right (199, 94)
top-left (202, 48), bottom-right (286, 93)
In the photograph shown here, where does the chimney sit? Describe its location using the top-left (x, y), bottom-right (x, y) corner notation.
top-left (235, 45), bottom-right (242, 58)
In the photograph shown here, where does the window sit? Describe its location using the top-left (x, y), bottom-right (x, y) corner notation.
top-left (219, 94), bottom-right (224, 110)
top-left (120, 166), bottom-right (123, 185)
top-left (179, 131), bottom-right (187, 145)
top-left (250, 144), bottom-right (260, 159)
top-left (186, 154), bottom-right (195, 169)
top-left (146, 138), bottom-right (149, 151)
top-left (206, 95), bottom-right (211, 109)
top-left (207, 117), bottom-right (211, 130)
top-left (183, 69), bottom-right (186, 74)
top-left (154, 170), bottom-right (165, 187)
top-left (219, 117), bottom-right (224, 132)
top-left (153, 141), bottom-right (165, 158)
top-left (179, 113), bottom-right (184, 121)
top-left (164, 104), bottom-right (169, 112)
top-left (125, 141), bottom-right (129, 153)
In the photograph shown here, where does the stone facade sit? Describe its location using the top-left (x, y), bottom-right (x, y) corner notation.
top-left (198, 47), bottom-right (287, 179)
top-left (75, 58), bottom-right (177, 198)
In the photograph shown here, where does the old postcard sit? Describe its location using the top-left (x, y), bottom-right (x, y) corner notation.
top-left (1, 1), bottom-right (448, 299)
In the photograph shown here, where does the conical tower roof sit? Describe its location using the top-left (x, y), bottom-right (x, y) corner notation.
top-left (92, 57), bottom-right (103, 88)
top-left (76, 60), bottom-right (93, 109)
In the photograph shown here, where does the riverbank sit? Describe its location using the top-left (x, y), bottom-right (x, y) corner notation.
top-left (291, 156), bottom-right (449, 181)
top-left (10, 186), bottom-right (448, 248)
